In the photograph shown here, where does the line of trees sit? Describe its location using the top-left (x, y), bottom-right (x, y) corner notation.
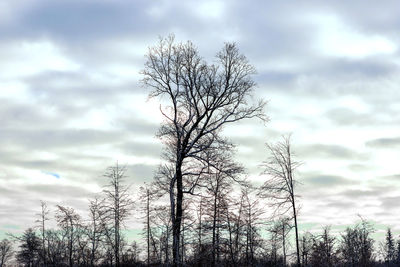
top-left (1, 164), bottom-right (138, 266)
top-left (2, 180), bottom-right (400, 266)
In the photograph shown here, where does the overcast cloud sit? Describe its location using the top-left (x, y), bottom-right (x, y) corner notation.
top-left (1, 0), bottom-right (399, 239)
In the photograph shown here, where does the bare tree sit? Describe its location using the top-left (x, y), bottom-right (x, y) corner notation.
top-left (153, 204), bottom-right (174, 265)
top-left (35, 200), bottom-right (50, 266)
top-left (87, 196), bottom-right (107, 266)
top-left (46, 229), bottom-right (65, 265)
top-left (300, 232), bottom-right (313, 266)
top-left (121, 241), bottom-right (141, 265)
top-left (145, 187), bottom-right (152, 266)
top-left (203, 149), bottom-right (244, 267)
top-left (241, 186), bottom-right (264, 266)
top-left (55, 205), bottom-right (81, 267)
top-left (259, 135), bottom-right (301, 266)
top-left (269, 217), bottom-right (292, 266)
top-left (268, 222), bottom-right (282, 266)
top-left (142, 34), bottom-right (266, 267)
top-left (0, 239), bottom-right (13, 267)
top-left (102, 163), bottom-right (133, 267)
top-left (139, 184), bottom-right (160, 265)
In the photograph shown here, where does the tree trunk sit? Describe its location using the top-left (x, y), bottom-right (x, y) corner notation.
top-left (147, 189), bottom-right (150, 266)
top-left (212, 192), bottom-right (218, 267)
top-left (115, 185), bottom-right (120, 267)
top-left (293, 199), bottom-right (300, 267)
top-left (172, 166), bottom-right (183, 267)
top-left (283, 225), bottom-right (286, 267)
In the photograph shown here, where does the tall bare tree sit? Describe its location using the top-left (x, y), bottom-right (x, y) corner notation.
top-left (36, 200), bottom-right (50, 266)
top-left (142, 35), bottom-right (267, 266)
top-left (139, 184), bottom-right (160, 265)
top-left (102, 163), bottom-right (133, 267)
top-left (259, 135), bottom-right (301, 266)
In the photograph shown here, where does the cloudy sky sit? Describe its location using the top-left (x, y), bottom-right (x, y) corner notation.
top-left (1, 0), bottom-right (399, 240)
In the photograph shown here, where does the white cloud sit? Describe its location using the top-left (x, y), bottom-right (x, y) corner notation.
top-left (314, 14), bottom-right (397, 58)
top-left (193, 0), bottom-right (225, 19)
top-left (0, 40), bottom-right (80, 79)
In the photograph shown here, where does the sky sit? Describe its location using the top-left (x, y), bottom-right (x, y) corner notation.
top-left (1, 0), bottom-right (400, 242)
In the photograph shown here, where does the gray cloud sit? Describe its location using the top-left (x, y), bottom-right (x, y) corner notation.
top-left (347, 164), bottom-right (366, 172)
top-left (341, 189), bottom-right (381, 198)
top-left (0, 128), bottom-right (122, 149)
top-left (303, 174), bottom-right (353, 187)
top-left (382, 174), bottom-right (400, 181)
top-left (297, 143), bottom-right (365, 160)
top-left (1, 0), bottom-right (153, 41)
top-left (24, 183), bottom-right (96, 199)
top-left (366, 137), bottom-right (400, 148)
top-left (119, 141), bottom-right (162, 159)
top-left (115, 116), bottom-right (159, 137)
top-left (126, 164), bottom-right (157, 184)
top-left (380, 196), bottom-right (400, 210)
top-left (325, 108), bottom-right (372, 127)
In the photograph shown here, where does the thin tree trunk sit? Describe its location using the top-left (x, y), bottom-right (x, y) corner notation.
top-left (226, 210), bottom-right (236, 265)
top-left (166, 226), bottom-right (170, 264)
top-left (172, 166), bottom-right (183, 267)
top-left (212, 191), bottom-right (218, 267)
top-left (42, 215), bottom-right (46, 266)
top-left (115, 177), bottom-right (120, 267)
top-left (147, 189), bottom-right (150, 266)
top-left (283, 225), bottom-right (286, 266)
top-left (293, 199), bottom-right (300, 267)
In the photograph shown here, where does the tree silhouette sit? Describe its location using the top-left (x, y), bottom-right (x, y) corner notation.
top-left (102, 163), bottom-right (133, 267)
top-left (0, 239), bottom-right (13, 267)
top-left (142, 35), bottom-right (267, 267)
top-left (259, 135), bottom-right (301, 266)
top-left (16, 228), bottom-right (41, 266)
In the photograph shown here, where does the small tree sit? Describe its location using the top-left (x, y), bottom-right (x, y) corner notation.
top-left (87, 196), bottom-right (107, 266)
top-left (396, 239), bottom-right (400, 265)
top-left (102, 163), bottom-right (133, 267)
top-left (259, 135), bottom-right (301, 266)
top-left (241, 186), bottom-right (264, 266)
top-left (139, 184), bottom-right (160, 265)
top-left (16, 228), bottom-right (41, 266)
top-left (339, 219), bottom-right (375, 266)
top-left (300, 232), bottom-right (313, 266)
top-left (310, 227), bottom-right (337, 267)
top-left (358, 219), bottom-right (375, 266)
top-left (55, 205), bottom-right (81, 267)
top-left (0, 239), bottom-right (13, 267)
top-left (202, 149), bottom-right (244, 267)
top-left (385, 228), bottom-right (395, 265)
top-left (270, 217), bottom-right (292, 266)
